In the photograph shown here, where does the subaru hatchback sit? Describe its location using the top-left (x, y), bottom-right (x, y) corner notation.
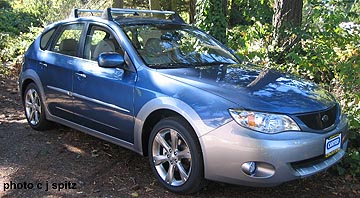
top-left (19, 8), bottom-right (349, 194)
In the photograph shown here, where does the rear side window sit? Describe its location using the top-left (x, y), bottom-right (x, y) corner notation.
top-left (40, 28), bottom-right (56, 50)
top-left (50, 23), bottom-right (84, 57)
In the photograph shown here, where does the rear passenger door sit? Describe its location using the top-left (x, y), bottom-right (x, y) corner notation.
top-left (37, 23), bottom-right (84, 120)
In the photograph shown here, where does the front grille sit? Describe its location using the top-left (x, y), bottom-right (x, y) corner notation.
top-left (297, 105), bottom-right (338, 130)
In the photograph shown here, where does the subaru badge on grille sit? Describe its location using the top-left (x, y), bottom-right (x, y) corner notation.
top-left (322, 115), bottom-right (329, 122)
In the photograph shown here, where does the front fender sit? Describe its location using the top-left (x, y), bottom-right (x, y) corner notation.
top-left (133, 97), bottom-right (215, 155)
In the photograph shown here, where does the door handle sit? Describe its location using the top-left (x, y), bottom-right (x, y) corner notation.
top-left (75, 72), bottom-right (87, 79)
top-left (39, 62), bottom-right (47, 68)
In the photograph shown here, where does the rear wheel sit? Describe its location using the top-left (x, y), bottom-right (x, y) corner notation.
top-left (23, 83), bottom-right (51, 130)
top-left (148, 117), bottom-right (205, 194)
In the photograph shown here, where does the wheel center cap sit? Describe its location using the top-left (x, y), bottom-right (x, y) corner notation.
top-left (169, 152), bottom-right (178, 162)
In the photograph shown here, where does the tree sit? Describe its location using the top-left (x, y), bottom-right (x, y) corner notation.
top-left (272, 0), bottom-right (303, 62)
top-left (149, 0), bottom-right (161, 10)
top-left (229, 0), bottom-right (273, 27)
top-left (272, 0), bottom-right (303, 47)
top-left (189, 0), bottom-right (196, 23)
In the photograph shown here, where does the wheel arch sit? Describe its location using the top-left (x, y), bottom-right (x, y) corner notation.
top-left (19, 69), bottom-right (44, 98)
top-left (133, 97), bottom-right (214, 156)
top-left (19, 69), bottom-right (50, 118)
top-left (141, 109), bottom-right (189, 157)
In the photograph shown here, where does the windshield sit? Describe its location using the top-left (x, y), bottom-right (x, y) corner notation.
top-left (122, 24), bottom-right (239, 68)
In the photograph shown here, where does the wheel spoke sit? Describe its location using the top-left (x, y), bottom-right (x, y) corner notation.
top-left (29, 89), bottom-right (35, 103)
top-left (176, 162), bottom-right (189, 182)
top-left (34, 111), bottom-right (40, 123)
top-left (170, 129), bottom-right (178, 151)
top-left (155, 133), bottom-right (171, 152)
top-left (35, 103), bottom-right (41, 113)
top-left (153, 154), bottom-right (168, 166)
top-left (165, 164), bottom-right (175, 184)
top-left (177, 147), bottom-right (191, 159)
top-left (29, 109), bottom-right (35, 122)
top-left (25, 101), bottom-right (32, 107)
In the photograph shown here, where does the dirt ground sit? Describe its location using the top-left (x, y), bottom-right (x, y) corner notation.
top-left (0, 74), bottom-right (359, 198)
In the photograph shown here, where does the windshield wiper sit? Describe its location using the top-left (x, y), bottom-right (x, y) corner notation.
top-left (150, 63), bottom-right (194, 69)
top-left (194, 61), bottom-right (235, 66)
top-left (149, 61), bottom-right (235, 69)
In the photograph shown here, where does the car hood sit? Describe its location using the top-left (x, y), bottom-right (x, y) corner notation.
top-left (157, 64), bottom-right (337, 114)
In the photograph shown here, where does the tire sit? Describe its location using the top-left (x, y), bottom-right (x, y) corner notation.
top-left (23, 83), bottom-right (51, 130)
top-left (148, 117), bottom-right (206, 194)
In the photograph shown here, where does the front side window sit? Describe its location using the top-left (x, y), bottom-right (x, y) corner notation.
top-left (50, 23), bottom-right (84, 57)
top-left (84, 25), bottom-right (123, 61)
top-left (122, 24), bottom-right (239, 68)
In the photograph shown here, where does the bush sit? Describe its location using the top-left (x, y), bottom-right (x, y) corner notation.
top-left (0, 8), bottom-right (40, 35)
top-left (0, 27), bottom-right (42, 72)
top-left (0, 0), bottom-right (10, 9)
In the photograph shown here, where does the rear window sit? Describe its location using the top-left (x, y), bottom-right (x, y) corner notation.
top-left (40, 28), bottom-right (56, 50)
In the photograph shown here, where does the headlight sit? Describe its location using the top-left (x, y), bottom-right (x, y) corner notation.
top-left (229, 109), bottom-right (300, 134)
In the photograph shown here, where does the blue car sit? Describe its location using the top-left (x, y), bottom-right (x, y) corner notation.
top-left (19, 8), bottom-right (349, 194)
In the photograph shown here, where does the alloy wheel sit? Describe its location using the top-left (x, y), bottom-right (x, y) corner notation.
top-left (25, 88), bottom-right (42, 126)
top-left (151, 128), bottom-right (192, 186)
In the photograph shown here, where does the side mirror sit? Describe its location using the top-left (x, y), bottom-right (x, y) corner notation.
top-left (98, 52), bottom-right (125, 68)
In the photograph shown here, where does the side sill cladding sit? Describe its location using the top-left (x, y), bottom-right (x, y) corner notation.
top-left (133, 97), bottom-right (215, 155)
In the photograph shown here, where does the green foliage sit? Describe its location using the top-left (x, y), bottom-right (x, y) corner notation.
top-left (0, 0), bottom-right (11, 9)
top-left (12, 0), bottom-right (112, 25)
top-left (0, 27), bottom-right (43, 63)
top-left (0, 7), bottom-right (40, 35)
top-left (196, 0), bottom-right (227, 43)
top-left (227, 22), bottom-right (272, 63)
top-left (338, 137), bottom-right (360, 177)
top-left (229, 0), bottom-right (273, 26)
top-left (0, 0), bottom-right (43, 66)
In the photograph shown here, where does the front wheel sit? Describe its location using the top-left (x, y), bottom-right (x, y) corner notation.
top-left (148, 117), bottom-right (205, 194)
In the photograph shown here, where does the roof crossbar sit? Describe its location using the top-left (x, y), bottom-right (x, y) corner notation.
top-left (71, 9), bottom-right (103, 18)
top-left (110, 8), bottom-right (175, 15)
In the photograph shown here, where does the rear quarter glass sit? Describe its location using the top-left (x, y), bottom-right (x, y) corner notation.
top-left (40, 28), bottom-right (56, 50)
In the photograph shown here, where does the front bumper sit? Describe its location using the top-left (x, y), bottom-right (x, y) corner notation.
top-left (199, 114), bottom-right (349, 187)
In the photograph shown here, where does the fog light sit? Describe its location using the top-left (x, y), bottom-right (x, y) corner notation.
top-left (242, 161), bottom-right (257, 176)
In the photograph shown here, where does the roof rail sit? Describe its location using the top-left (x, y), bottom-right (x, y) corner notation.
top-left (102, 8), bottom-right (186, 24)
top-left (71, 9), bottom-right (103, 18)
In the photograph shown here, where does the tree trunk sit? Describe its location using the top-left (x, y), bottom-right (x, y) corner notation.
top-left (112, 0), bottom-right (124, 8)
top-left (229, 0), bottom-right (240, 27)
top-left (272, 0), bottom-right (303, 48)
top-left (171, 0), bottom-right (177, 11)
top-left (189, 0), bottom-right (196, 24)
top-left (222, 0), bottom-right (227, 18)
top-left (149, 0), bottom-right (161, 10)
